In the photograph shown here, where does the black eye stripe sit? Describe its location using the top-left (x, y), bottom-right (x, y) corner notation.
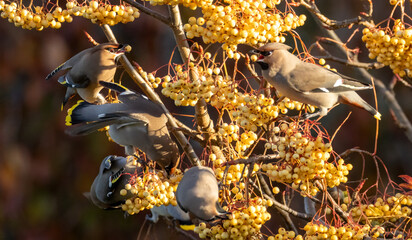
top-left (260, 51), bottom-right (273, 56)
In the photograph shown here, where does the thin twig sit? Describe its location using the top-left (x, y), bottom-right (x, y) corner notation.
top-left (316, 54), bottom-right (384, 70)
top-left (314, 181), bottom-right (349, 222)
top-left (249, 180), bottom-right (313, 221)
top-left (258, 173), bottom-right (299, 234)
top-left (299, 0), bottom-right (374, 29)
top-left (224, 154), bottom-right (280, 166)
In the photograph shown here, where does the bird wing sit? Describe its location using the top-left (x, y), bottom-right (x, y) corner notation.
top-left (99, 81), bottom-right (166, 118)
top-left (98, 112), bottom-right (150, 126)
top-left (288, 62), bottom-right (372, 94)
top-left (65, 119), bottom-right (118, 136)
top-left (45, 48), bottom-right (92, 80)
top-left (45, 61), bottom-right (71, 80)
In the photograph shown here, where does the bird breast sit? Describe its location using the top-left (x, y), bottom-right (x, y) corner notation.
top-left (108, 123), bottom-right (149, 150)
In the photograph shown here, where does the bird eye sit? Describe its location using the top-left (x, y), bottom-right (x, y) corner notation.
top-left (261, 51), bottom-right (273, 57)
top-left (106, 48), bottom-right (115, 53)
top-left (104, 156), bottom-right (113, 169)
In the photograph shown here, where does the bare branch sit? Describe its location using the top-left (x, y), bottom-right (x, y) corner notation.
top-left (299, 0), bottom-right (374, 29)
top-left (101, 24), bottom-right (201, 166)
top-left (316, 54), bottom-right (384, 70)
top-left (224, 154), bottom-right (280, 166)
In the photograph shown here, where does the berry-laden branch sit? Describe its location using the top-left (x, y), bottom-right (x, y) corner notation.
top-left (100, 24), bottom-right (201, 167)
top-left (167, 4), bottom-right (226, 161)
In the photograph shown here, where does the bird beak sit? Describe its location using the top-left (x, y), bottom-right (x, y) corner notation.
top-left (113, 44), bottom-right (130, 61)
top-left (248, 49), bottom-right (265, 62)
top-left (115, 44), bottom-right (130, 54)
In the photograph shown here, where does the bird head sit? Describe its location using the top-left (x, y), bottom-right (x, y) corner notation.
top-left (89, 155), bottom-right (139, 208)
top-left (250, 42), bottom-right (292, 70)
top-left (101, 43), bottom-right (131, 61)
top-left (99, 155), bottom-right (128, 190)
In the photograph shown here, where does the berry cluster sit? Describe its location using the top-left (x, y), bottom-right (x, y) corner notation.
top-left (261, 122), bottom-right (352, 196)
top-left (0, 0), bottom-right (139, 30)
top-left (0, 2), bottom-right (71, 30)
top-left (350, 193), bottom-right (412, 225)
top-left (67, 1), bottom-right (140, 26)
top-left (144, 0), bottom-right (212, 10)
top-left (228, 93), bottom-right (315, 133)
top-left (216, 123), bottom-right (265, 156)
top-left (362, 20), bottom-right (412, 77)
top-left (303, 223), bottom-right (369, 240)
top-left (214, 163), bottom-right (259, 185)
top-left (120, 169), bottom-right (183, 215)
top-left (268, 228), bottom-right (303, 240)
top-left (217, 123), bottom-right (241, 144)
top-left (194, 198), bottom-right (271, 240)
top-left (183, 0), bottom-right (306, 54)
top-left (161, 64), bottom-right (219, 107)
top-left (210, 152), bottom-right (260, 201)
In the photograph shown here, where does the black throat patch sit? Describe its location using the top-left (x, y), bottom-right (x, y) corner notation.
top-left (256, 61), bottom-right (269, 70)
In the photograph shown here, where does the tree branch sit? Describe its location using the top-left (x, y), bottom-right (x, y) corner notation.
top-left (101, 24), bottom-right (201, 166)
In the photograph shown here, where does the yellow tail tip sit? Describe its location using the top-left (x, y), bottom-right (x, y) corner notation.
top-left (65, 100), bottom-right (84, 126)
top-left (179, 224), bottom-right (195, 231)
top-left (374, 112), bottom-right (381, 120)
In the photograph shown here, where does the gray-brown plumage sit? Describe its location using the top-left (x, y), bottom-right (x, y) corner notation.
top-left (148, 204), bottom-right (191, 225)
top-left (85, 155), bottom-right (140, 209)
top-left (65, 81), bottom-right (179, 174)
top-left (46, 43), bottom-right (129, 106)
top-left (176, 166), bottom-right (228, 221)
top-left (252, 42), bottom-right (381, 120)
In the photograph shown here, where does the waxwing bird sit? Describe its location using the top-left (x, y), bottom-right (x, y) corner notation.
top-left (176, 166), bottom-right (228, 221)
top-left (46, 43), bottom-right (129, 106)
top-left (148, 204), bottom-right (194, 230)
top-left (251, 42), bottom-right (381, 120)
top-left (85, 155), bottom-right (140, 209)
top-left (65, 81), bottom-right (180, 174)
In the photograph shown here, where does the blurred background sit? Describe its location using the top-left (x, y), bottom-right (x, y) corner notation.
top-left (0, 0), bottom-right (411, 239)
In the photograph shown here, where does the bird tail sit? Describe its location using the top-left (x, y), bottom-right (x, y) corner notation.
top-left (65, 101), bottom-right (115, 136)
top-left (179, 223), bottom-right (195, 231)
top-left (339, 92), bottom-right (381, 120)
top-left (46, 62), bottom-right (66, 80)
top-left (65, 100), bottom-right (94, 126)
